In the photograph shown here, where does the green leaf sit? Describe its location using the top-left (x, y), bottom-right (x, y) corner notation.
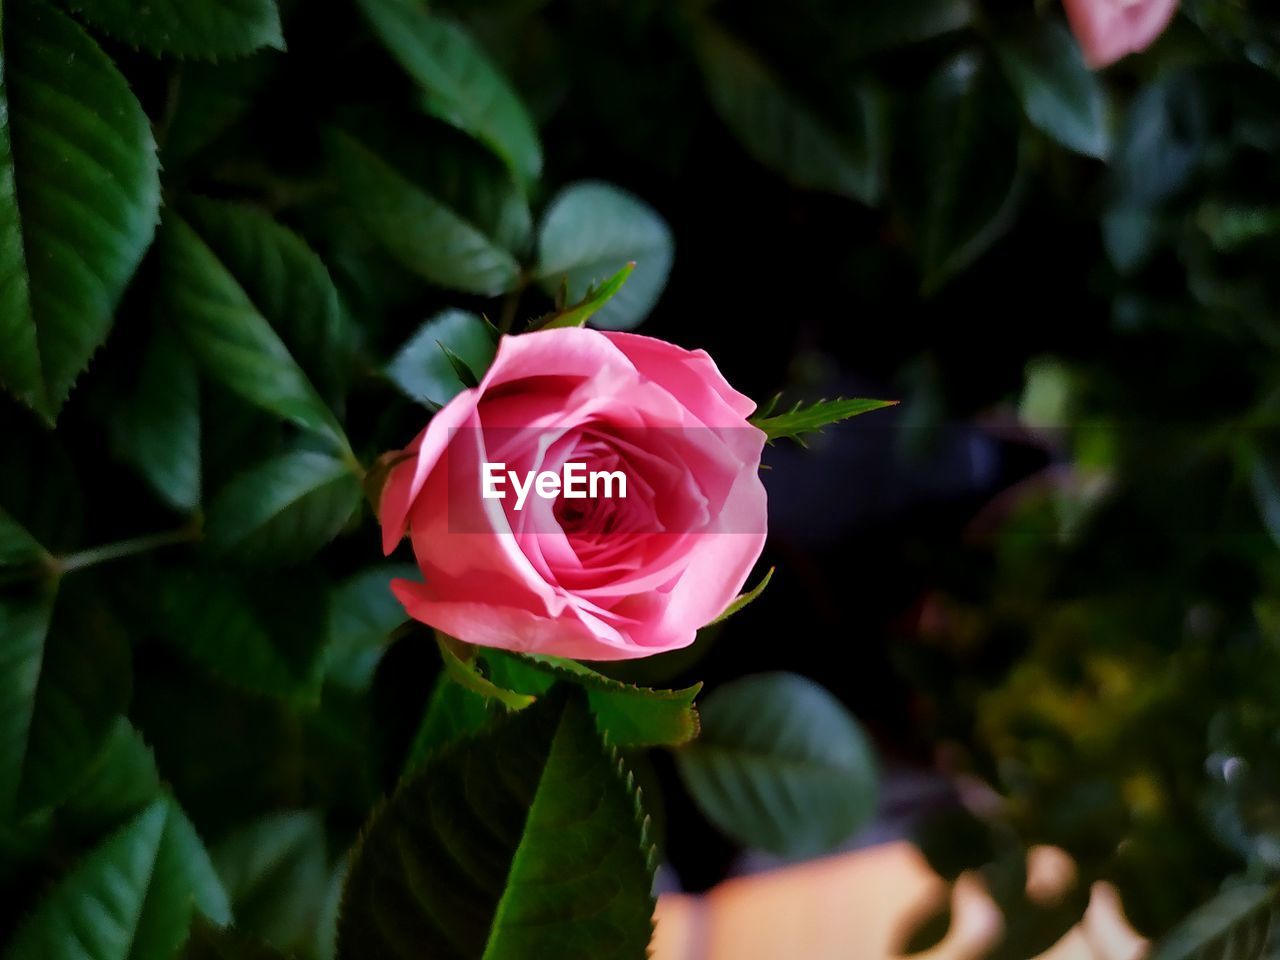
top-left (325, 565), bottom-right (418, 691)
top-left (65, 0), bottom-right (284, 59)
top-left (0, 593), bottom-right (52, 821)
top-left (436, 634), bottom-right (536, 710)
top-left (1150, 883), bottom-right (1279, 960)
top-left (995, 20), bottom-right (1110, 160)
top-left (329, 131), bottom-right (522, 296)
top-left (386, 309), bottom-right (497, 408)
top-left (675, 672), bottom-right (878, 857)
top-left (0, 506), bottom-right (48, 568)
top-left (3, 796), bottom-right (231, 960)
top-left (486, 650), bottom-right (702, 748)
top-left (706, 566), bottom-right (774, 626)
top-left (155, 568), bottom-right (329, 702)
top-left (335, 115), bottom-right (533, 257)
top-left (124, 802), bottom-right (232, 960)
top-left (406, 675), bottom-right (495, 768)
top-left (337, 691), bottom-right (655, 960)
top-left (158, 208), bottom-right (350, 453)
top-left (1107, 71), bottom-right (1207, 209)
top-left (355, 0), bottom-right (541, 190)
top-left (692, 20), bottom-right (883, 204)
top-left (751, 397), bottom-right (895, 444)
top-left (439, 342), bottom-right (481, 390)
top-left (898, 52), bottom-right (1025, 293)
top-left (534, 182), bottom-right (673, 331)
top-left (212, 811), bottom-right (329, 955)
top-left (1102, 206), bottom-right (1161, 274)
top-left (62, 717), bottom-right (163, 833)
top-left (1251, 452), bottom-right (1280, 550)
top-left (0, 0), bottom-right (161, 421)
top-left (1101, 76), bottom-right (1206, 275)
top-left (526, 263), bottom-right (635, 331)
top-left (314, 862), bottom-right (346, 960)
top-left (205, 450), bottom-right (361, 565)
top-left (111, 329), bottom-right (202, 513)
top-left (182, 197), bottom-right (355, 407)
top-left (0, 583), bottom-right (131, 821)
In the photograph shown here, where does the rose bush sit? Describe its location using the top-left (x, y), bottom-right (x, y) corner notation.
top-left (379, 327), bottom-right (769, 660)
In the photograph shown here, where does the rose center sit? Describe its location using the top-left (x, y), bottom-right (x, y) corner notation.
top-left (554, 491), bottom-right (616, 534)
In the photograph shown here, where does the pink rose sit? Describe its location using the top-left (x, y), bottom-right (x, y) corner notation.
top-left (379, 328), bottom-right (768, 661)
top-left (1064, 0), bottom-right (1178, 68)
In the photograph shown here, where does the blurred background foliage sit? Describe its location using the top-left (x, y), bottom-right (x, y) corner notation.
top-left (6, 0), bottom-right (1280, 955)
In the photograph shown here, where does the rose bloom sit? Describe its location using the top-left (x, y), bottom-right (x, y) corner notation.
top-left (379, 328), bottom-right (768, 660)
top-left (1064, 0), bottom-right (1178, 68)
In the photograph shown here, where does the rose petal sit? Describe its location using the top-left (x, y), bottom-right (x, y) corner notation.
top-left (1064, 0), bottom-right (1178, 68)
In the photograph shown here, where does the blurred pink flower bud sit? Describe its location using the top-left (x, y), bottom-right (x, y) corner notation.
top-left (1064, 0), bottom-right (1178, 68)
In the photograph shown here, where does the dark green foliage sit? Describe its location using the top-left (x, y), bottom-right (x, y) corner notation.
top-left (534, 183), bottom-right (672, 331)
top-left (3, 797), bottom-right (231, 960)
top-left (0, 0), bottom-right (160, 421)
top-left (336, 692), bottom-right (655, 960)
top-left (675, 672), bottom-right (878, 858)
top-left (386, 309), bottom-right (496, 406)
top-left (1150, 885), bottom-right (1280, 960)
top-left (67, 0), bottom-right (283, 58)
top-left (483, 650), bottom-right (703, 747)
top-left (0, 579), bottom-right (131, 821)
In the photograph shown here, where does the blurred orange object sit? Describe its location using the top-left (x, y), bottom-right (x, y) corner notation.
top-left (650, 842), bottom-right (1147, 960)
